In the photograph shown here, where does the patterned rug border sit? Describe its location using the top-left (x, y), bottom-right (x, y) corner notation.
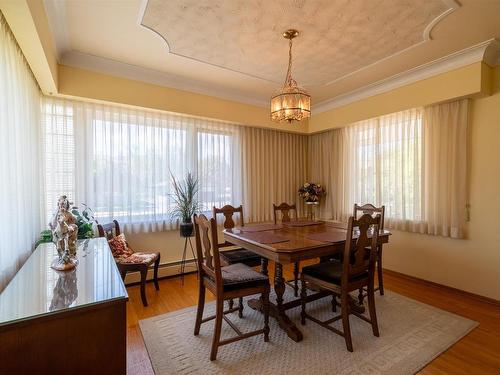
top-left (139, 289), bottom-right (479, 375)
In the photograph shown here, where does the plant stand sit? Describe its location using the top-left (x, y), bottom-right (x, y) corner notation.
top-left (179, 236), bottom-right (198, 285)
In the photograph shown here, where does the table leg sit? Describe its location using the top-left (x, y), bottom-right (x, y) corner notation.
top-left (274, 263), bottom-right (285, 311)
top-left (248, 263), bottom-right (304, 342)
top-left (261, 258), bottom-right (268, 276)
top-left (273, 263), bottom-right (303, 341)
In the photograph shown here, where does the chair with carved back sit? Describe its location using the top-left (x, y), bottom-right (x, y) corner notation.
top-left (193, 214), bottom-right (270, 361)
top-left (213, 205), bottom-right (262, 268)
top-left (300, 213), bottom-right (381, 352)
top-left (273, 202), bottom-right (301, 296)
top-left (353, 203), bottom-right (386, 301)
top-left (213, 205), bottom-right (263, 311)
top-left (97, 220), bottom-right (160, 307)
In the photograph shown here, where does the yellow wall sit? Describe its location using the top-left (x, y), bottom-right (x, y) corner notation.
top-left (57, 65), bottom-right (309, 134)
top-left (383, 65), bottom-right (500, 300)
top-left (310, 62), bottom-right (488, 133)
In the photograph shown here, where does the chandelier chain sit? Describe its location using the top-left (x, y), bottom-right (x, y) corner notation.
top-left (284, 38), bottom-right (298, 88)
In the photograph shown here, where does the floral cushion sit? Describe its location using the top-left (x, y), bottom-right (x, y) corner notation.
top-left (118, 252), bottom-right (158, 264)
top-left (108, 233), bottom-right (158, 264)
top-left (108, 233), bottom-right (133, 259)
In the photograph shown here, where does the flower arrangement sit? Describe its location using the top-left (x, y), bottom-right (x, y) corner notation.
top-left (298, 182), bottom-right (326, 203)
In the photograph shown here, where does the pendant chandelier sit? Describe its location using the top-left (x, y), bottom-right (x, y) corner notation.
top-left (271, 29), bottom-right (311, 123)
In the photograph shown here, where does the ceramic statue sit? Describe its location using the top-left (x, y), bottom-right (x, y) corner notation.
top-left (49, 195), bottom-right (79, 271)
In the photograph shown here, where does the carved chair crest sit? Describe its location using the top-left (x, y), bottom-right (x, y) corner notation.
top-left (213, 205), bottom-right (244, 229)
top-left (273, 203), bottom-right (297, 224)
top-left (344, 213), bottom-right (381, 278)
top-left (353, 203), bottom-right (385, 230)
top-left (193, 214), bottom-right (221, 281)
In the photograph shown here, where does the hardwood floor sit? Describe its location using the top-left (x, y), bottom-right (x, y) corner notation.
top-left (125, 262), bottom-right (500, 374)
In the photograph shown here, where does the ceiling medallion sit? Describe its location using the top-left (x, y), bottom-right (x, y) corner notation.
top-left (271, 29), bottom-right (311, 123)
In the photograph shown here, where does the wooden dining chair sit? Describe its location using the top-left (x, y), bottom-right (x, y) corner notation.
top-left (193, 214), bottom-right (270, 361)
top-left (353, 203), bottom-right (386, 298)
top-left (214, 205), bottom-right (263, 311)
top-left (213, 205), bottom-right (262, 268)
top-left (300, 213), bottom-right (381, 352)
top-left (97, 220), bottom-right (160, 307)
top-left (273, 202), bottom-right (300, 296)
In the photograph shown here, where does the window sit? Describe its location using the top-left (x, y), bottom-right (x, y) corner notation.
top-left (42, 98), bottom-right (242, 232)
top-left (342, 108), bottom-right (424, 229)
top-left (197, 130), bottom-right (240, 211)
top-left (42, 101), bottom-right (75, 222)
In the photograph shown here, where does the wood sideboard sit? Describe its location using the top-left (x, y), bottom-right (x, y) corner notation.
top-left (0, 238), bottom-right (128, 374)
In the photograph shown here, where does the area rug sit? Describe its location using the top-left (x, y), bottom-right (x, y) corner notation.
top-left (139, 288), bottom-right (478, 375)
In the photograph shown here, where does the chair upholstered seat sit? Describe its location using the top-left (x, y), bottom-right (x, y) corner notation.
top-left (97, 220), bottom-right (160, 307)
top-left (302, 260), bottom-right (368, 284)
top-left (194, 213), bottom-right (270, 360)
top-left (215, 263), bottom-right (269, 291)
top-left (117, 252), bottom-right (158, 265)
top-left (300, 214), bottom-right (382, 352)
top-left (220, 248), bottom-right (262, 267)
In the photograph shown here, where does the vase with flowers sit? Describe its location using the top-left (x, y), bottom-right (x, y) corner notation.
top-left (298, 182), bottom-right (326, 203)
top-left (298, 182), bottom-right (326, 220)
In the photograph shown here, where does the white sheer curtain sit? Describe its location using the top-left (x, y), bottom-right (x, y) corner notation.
top-left (42, 97), bottom-right (243, 232)
top-left (0, 14), bottom-right (42, 291)
top-left (341, 108), bottom-right (424, 231)
top-left (309, 101), bottom-right (468, 238)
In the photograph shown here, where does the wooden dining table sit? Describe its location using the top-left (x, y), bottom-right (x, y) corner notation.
top-left (223, 220), bottom-right (391, 342)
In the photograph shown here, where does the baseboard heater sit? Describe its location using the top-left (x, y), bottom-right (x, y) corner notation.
top-left (124, 258), bottom-right (197, 285)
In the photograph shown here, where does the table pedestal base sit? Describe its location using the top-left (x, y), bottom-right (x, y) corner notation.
top-left (248, 263), bottom-right (366, 342)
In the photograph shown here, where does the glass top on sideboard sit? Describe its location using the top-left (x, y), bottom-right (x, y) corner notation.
top-left (0, 238), bottom-right (128, 327)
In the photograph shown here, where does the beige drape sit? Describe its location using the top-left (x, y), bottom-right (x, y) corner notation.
top-left (423, 99), bottom-right (468, 238)
top-left (242, 127), bottom-right (308, 223)
top-left (308, 129), bottom-right (345, 221)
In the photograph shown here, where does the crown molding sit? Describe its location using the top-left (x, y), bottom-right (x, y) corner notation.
top-left (313, 39), bottom-right (499, 114)
top-left (483, 39), bottom-right (500, 67)
top-left (60, 51), bottom-right (269, 108)
top-left (43, 0), bottom-right (499, 116)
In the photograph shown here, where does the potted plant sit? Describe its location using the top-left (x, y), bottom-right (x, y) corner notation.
top-left (170, 172), bottom-right (202, 237)
top-left (71, 203), bottom-right (96, 239)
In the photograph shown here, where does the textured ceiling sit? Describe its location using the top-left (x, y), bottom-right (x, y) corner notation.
top-left (45, 0), bottom-right (500, 107)
top-left (141, 0), bottom-right (450, 86)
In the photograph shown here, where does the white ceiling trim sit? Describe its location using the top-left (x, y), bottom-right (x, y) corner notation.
top-left (313, 39), bottom-right (499, 114)
top-left (59, 38), bottom-right (500, 115)
top-left (44, 0), bottom-right (499, 116)
top-left (423, 0), bottom-right (460, 41)
top-left (60, 51), bottom-right (270, 108)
